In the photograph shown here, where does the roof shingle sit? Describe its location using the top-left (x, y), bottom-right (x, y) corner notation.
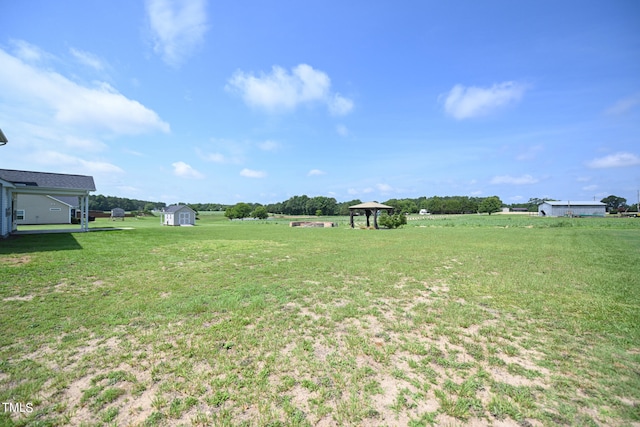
top-left (0, 169), bottom-right (95, 191)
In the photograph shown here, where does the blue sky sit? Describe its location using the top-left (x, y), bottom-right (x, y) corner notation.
top-left (1, 1), bottom-right (639, 205)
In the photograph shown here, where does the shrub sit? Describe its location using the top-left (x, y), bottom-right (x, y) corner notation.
top-left (379, 211), bottom-right (407, 229)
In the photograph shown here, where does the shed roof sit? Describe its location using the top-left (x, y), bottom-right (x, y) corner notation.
top-left (164, 204), bottom-right (195, 213)
top-left (0, 169), bottom-right (95, 191)
top-left (349, 201), bottom-right (394, 210)
top-left (542, 201), bottom-right (605, 206)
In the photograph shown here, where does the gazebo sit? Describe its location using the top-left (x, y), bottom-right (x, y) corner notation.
top-left (349, 201), bottom-right (394, 229)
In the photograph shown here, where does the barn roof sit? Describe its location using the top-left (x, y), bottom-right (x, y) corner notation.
top-left (0, 169), bottom-right (95, 191)
top-left (542, 201), bottom-right (605, 206)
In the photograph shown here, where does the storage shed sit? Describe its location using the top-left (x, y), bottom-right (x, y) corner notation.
top-left (111, 208), bottom-right (125, 220)
top-left (538, 201), bottom-right (606, 217)
top-left (161, 204), bottom-right (196, 226)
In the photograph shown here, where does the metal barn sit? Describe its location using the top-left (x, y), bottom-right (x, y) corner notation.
top-left (538, 201), bottom-right (606, 217)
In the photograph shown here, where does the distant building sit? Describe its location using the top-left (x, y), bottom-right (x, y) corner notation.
top-left (161, 204), bottom-right (196, 226)
top-left (538, 201), bottom-right (606, 217)
top-left (111, 208), bottom-right (126, 220)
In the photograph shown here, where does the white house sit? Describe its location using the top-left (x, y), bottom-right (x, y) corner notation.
top-left (0, 169), bottom-right (95, 238)
top-left (161, 204), bottom-right (196, 226)
top-left (538, 201), bottom-right (606, 217)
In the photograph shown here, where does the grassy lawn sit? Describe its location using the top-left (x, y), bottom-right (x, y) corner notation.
top-left (1, 214), bottom-right (639, 426)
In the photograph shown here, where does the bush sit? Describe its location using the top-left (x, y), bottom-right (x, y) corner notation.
top-left (379, 211), bottom-right (407, 229)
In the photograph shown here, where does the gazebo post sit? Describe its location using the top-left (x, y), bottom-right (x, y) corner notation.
top-left (365, 209), bottom-right (371, 228)
top-left (349, 210), bottom-right (354, 228)
top-left (373, 209), bottom-right (379, 229)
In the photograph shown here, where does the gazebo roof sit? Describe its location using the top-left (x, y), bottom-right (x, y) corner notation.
top-left (349, 201), bottom-right (394, 210)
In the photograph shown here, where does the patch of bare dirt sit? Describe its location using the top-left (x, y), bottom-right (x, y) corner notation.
top-left (2, 294), bottom-right (34, 302)
top-left (0, 255), bottom-right (31, 266)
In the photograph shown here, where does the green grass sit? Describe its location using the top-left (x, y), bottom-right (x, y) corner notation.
top-left (0, 214), bottom-right (639, 426)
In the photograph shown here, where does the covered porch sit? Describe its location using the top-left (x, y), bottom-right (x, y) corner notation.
top-left (0, 169), bottom-right (96, 238)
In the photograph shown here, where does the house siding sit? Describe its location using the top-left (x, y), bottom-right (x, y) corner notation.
top-left (16, 194), bottom-right (71, 225)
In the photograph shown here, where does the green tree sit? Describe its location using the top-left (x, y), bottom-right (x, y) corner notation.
top-left (251, 206), bottom-right (269, 219)
top-left (225, 202), bottom-right (252, 220)
top-left (337, 199), bottom-right (362, 216)
top-left (479, 196), bottom-right (503, 215)
top-left (600, 195), bottom-right (627, 212)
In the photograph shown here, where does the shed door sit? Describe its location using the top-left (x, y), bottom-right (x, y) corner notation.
top-left (179, 212), bottom-right (191, 225)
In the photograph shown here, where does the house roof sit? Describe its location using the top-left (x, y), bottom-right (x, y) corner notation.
top-left (49, 196), bottom-right (79, 207)
top-left (542, 201), bottom-right (605, 206)
top-left (164, 204), bottom-right (195, 213)
top-left (349, 201), bottom-right (394, 210)
top-left (0, 169), bottom-right (95, 191)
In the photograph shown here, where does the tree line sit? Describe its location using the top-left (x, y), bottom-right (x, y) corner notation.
top-left (89, 195), bottom-right (166, 212)
top-left (89, 193), bottom-right (635, 217)
top-left (227, 195), bottom-right (507, 218)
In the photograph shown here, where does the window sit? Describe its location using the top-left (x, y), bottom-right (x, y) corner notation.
top-left (16, 210), bottom-right (25, 220)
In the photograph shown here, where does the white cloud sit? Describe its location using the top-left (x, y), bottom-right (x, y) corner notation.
top-left (227, 64), bottom-right (353, 115)
top-left (347, 187), bottom-right (373, 195)
top-left (33, 150), bottom-right (124, 174)
top-left (240, 168), bottom-right (267, 178)
top-left (64, 136), bottom-right (107, 152)
top-left (442, 81), bottom-right (527, 120)
top-left (123, 148), bottom-right (145, 157)
top-left (582, 185), bottom-right (598, 191)
top-left (197, 141), bottom-right (245, 164)
top-left (516, 144), bottom-right (544, 161)
top-left (605, 94), bottom-right (640, 115)
top-left (587, 152), bottom-right (640, 168)
top-left (146, 0), bottom-right (208, 67)
top-left (490, 174), bottom-right (538, 185)
top-left (70, 48), bottom-right (104, 71)
top-left (329, 93), bottom-right (354, 116)
top-left (0, 46), bottom-right (170, 135)
top-left (204, 152), bottom-right (227, 163)
top-left (258, 140), bottom-right (281, 151)
top-left (10, 39), bottom-right (51, 63)
top-left (307, 169), bottom-right (326, 176)
top-left (336, 124), bottom-right (349, 137)
top-left (376, 183), bottom-right (393, 193)
top-left (172, 161), bottom-right (204, 179)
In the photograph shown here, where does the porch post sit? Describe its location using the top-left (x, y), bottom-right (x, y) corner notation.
top-left (80, 194), bottom-right (89, 232)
